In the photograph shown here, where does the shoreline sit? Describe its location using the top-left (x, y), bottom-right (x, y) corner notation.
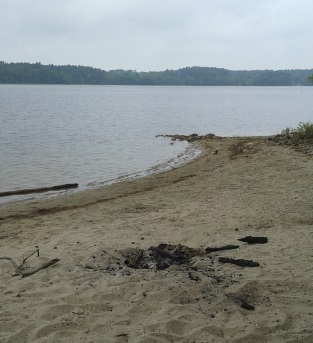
top-left (0, 138), bottom-right (200, 207)
top-left (1, 135), bottom-right (313, 342)
top-left (0, 134), bottom-right (209, 219)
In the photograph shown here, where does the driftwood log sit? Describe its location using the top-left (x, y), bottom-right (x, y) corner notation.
top-left (0, 183), bottom-right (78, 197)
top-left (218, 257), bottom-right (260, 267)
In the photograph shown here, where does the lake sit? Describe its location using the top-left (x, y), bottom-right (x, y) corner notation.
top-left (1, 85), bottom-right (312, 203)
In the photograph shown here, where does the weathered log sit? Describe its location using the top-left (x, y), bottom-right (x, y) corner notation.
top-left (0, 183), bottom-right (78, 197)
top-left (218, 257), bottom-right (260, 267)
top-left (238, 236), bottom-right (268, 244)
top-left (205, 245), bottom-right (239, 253)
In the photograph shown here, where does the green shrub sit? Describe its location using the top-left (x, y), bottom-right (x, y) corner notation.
top-left (281, 126), bottom-right (292, 137)
top-left (281, 122), bottom-right (313, 142)
top-left (296, 122), bottom-right (313, 139)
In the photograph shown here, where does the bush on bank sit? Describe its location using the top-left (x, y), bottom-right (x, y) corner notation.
top-left (281, 122), bottom-right (313, 143)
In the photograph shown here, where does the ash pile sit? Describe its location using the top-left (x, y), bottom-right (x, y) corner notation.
top-left (124, 244), bottom-right (201, 270)
top-left (83, 237), bottom-right (267, 273)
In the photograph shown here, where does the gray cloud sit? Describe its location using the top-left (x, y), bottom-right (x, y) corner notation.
top-left (1, 0), bottom-right (312, 71)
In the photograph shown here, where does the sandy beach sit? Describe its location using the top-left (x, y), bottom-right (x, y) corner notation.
top-left (0, 136), bottom-right (313, 343)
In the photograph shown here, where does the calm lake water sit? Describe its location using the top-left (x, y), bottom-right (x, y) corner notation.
top-left (1, 85), bottom-right (312, 203)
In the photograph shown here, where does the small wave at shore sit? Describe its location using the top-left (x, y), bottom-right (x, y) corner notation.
top-left (87, 143), bottom-right (202, 187)
top-left (0, 142), bottom-right (201, 205)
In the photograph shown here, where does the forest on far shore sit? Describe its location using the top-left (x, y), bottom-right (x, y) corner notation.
top-left (0, 61), bottom-right (312, 86)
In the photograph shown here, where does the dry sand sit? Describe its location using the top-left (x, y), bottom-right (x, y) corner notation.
top-left (0, 137), bottom-right (313, 343)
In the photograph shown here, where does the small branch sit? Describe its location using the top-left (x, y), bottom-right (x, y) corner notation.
top-left (1, 253), bottom-right (59, 277)
top-left (21, 249), bottom-right (40, 269)
top-left (19, 258), bottom-right (60, 277)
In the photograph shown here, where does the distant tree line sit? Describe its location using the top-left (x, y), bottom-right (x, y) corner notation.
top-left (0, 61), bottom-right (312, 86)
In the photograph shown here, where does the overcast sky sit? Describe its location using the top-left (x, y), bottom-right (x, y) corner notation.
top-left (1, 0), bottom-right (313, 71)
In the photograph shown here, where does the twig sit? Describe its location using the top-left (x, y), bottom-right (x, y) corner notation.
top-left (0, 251), bottom-right (59, 277)
top-left (19, 259), bottom-right (60, 277)
top-left (21, 249), bottom-right (40, 269)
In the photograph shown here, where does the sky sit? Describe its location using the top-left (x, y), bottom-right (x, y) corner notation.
top-left (1, 0), bottom-right (313, 72)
